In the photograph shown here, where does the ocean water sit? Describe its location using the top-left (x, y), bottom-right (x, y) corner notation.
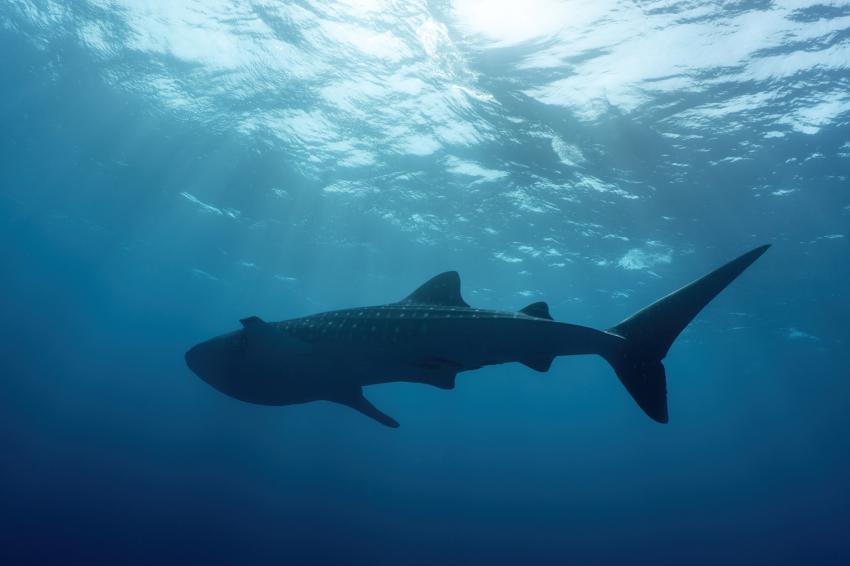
top-left (2, 1), bottom-right (849, 564)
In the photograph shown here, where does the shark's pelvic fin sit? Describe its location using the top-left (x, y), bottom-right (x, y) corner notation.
top-left (332, 388), bottom-right (400, 428)
top-left (425, 372), bottom-right (457, 389)
top-left (520, 355), bottom-right (555, 372)
top-left (413, 358), bottom-right (459, 389)
top-left (519, 301), bottom-right (553, 320)
top-left (398, 271), bottom-right (469, 307)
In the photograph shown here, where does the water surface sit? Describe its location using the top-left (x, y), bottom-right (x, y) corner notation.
top-left (2, 1), bottom-right (849, 564)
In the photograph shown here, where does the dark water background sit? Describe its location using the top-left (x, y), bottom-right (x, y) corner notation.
top-left (2, 2), bottom-right (849, 564)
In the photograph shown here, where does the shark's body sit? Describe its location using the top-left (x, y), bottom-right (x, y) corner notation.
top-left (186, 245), bottom-right (769, 426)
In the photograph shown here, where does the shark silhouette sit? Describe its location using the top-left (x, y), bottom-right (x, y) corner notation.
top-left (186, 245), bottom-right (769, 427)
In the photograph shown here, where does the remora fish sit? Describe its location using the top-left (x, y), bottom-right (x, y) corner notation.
top-left (186, 245), bottom-right (769, 427)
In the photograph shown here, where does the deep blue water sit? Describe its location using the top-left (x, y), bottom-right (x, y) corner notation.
top-left (2, 2), bottom-right (849, 564)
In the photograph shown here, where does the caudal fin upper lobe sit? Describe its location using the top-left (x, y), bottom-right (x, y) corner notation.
top-left (604, 245), bottom-right (770, 423)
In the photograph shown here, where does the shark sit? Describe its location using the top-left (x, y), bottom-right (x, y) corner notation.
top-left (186, 245), bottom-right (769, 427)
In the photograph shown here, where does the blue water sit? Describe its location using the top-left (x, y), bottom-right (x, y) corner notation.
top-left (2, 2), bottom-right (849, 564)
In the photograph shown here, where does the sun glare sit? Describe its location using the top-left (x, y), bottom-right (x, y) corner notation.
top-left (452, 0), bottom-right (575, 46)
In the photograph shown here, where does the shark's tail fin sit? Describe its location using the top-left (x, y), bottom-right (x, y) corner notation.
top-left (602, 245), bottom-right (770, 423)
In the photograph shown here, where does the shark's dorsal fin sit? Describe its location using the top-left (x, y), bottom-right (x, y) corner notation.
top-left (519, 301), bottom-right (553, 320)
top-left (398, 271), bottom-right (469, 307)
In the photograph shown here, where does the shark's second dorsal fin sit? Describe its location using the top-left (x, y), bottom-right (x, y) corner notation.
top-left (398, 271), bottom-right (469, 307)
top-left (519, 301), bottom-right (553, 320)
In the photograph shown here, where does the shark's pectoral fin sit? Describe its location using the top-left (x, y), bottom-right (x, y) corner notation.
top-left (520, 355), bottom-right (555, 372)
top-left (331, 388), bottom-right (399, 428)
top-left (239, 315), bottom-right (267, 329)
top-left (239, 315), bottom-right (312, 356)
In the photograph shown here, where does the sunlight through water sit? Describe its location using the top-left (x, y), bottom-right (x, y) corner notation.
top-left (2, 0), bottom-right (850, 564)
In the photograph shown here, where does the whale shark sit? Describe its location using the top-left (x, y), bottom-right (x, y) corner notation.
top-left (186, 245), bottom-right (769, 427)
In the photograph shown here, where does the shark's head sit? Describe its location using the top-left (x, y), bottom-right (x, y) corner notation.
top-left (186, 324), bottom-right (312, 406)
top-left (185, 331), bottom-right (244, 398)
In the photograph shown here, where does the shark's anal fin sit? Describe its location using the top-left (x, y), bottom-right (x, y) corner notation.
top-left (519, 301), bottom-right (553, 320)
top-left (331, 388), bottom-right (399, 428)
